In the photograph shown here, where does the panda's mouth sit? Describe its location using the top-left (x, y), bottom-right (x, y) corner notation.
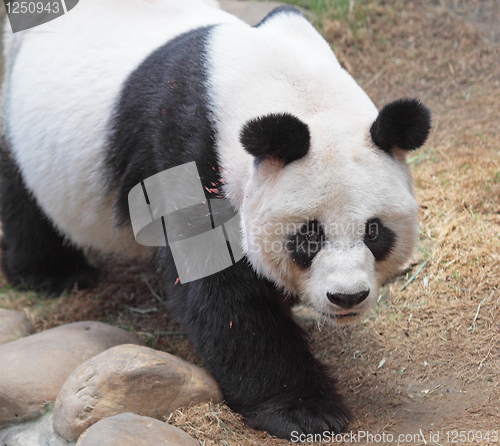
top-left (331, 312), bottom-right (358, 319)
top-left (322, 311), bottom-right (359, 321)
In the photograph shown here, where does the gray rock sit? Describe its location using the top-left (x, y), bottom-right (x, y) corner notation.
top-left (0, 408), bottom-right (75, 446)
top-left (0, 309), bottom-right (36, 345)
top-left (219, 0), bottom-right (285, 26)
top-left (0, 321), bottom-right (142, 426)
top-left (75, 413), bottom-right (199, 446)
top-left (53, 344), bottom-right (222, 441)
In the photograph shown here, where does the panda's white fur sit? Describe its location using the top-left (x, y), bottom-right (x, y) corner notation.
top-left (1, 0), bottom-right (430, 438)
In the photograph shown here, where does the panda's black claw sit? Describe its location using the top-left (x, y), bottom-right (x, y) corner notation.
top-left (244, 395), bottom-right (351, 440)
top-left (7, 262), bottom-right (101, 296)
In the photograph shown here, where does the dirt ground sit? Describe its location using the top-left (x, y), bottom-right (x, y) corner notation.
top-left (0, 1), bottom-right (499, 445)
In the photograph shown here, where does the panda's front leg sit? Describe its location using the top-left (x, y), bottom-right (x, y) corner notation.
top-left (165, 258), bottom-right (350, 440)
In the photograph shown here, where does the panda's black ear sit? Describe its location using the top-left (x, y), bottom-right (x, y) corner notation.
top-left (370, 98), bottom-right (431, 154)
top-left (240, 113), bottom-right (310, 165)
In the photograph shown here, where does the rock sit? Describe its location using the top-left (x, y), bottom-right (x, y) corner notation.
top-left (0, 408), bottom-right (75, 446)
top-left (219, 0), bottom-right (285, 26)
top-left (0, 321), bottom-right (142, 426)
top-left (75, 413), bottom-right (198, 446)
top-left (54, 344), bottom-right (222, 441)
top-left (0, 309), bottom-right (36, 345)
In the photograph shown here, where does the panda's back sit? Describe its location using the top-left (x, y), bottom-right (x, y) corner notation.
top-left (2, 0), bottom-right (373, 258)
top-left (2, 0), bottom-right (241, 256)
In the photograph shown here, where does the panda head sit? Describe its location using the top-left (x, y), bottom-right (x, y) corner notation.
top-left (239, 98), bottom-right (431, 325)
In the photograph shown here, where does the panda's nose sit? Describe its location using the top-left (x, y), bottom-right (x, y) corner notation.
top-left (327, 290), bottom-right (369, 308)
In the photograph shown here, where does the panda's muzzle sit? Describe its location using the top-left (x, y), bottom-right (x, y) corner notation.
top-left (326, 290), bottom-right (369, 309)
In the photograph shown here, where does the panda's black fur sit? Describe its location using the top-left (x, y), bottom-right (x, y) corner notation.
top-left (370, 98), bottom-right (432, 154)
top-left (106, 26), bottom-right (220, 224)
top-left (0, 140), bottom-right (101, 293)
top-left (0, 1), bottom-right (430, 440)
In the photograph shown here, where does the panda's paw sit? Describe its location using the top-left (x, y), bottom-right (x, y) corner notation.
top-left (245, 395), bottom-right (351, 440)
top-left (8, 264), bottom-right (101, 296)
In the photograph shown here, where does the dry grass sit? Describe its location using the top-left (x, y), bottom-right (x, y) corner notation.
top-left (0, 1), bottom-right (499, 444)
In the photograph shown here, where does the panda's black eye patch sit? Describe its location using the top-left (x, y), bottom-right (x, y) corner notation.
top-left (364, 218), bottom-right (396, 262)
top-left (287, 220), bottom-right (325, 269)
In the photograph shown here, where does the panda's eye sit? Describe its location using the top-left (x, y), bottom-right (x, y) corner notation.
top-left (364, 218), bottom-right (396, 262)
top-left (365, 221), bottom-right (379, 240)
top-left (287, 220), bottom-right (325, 269)
top-left (306, 232), bottom-right (320, 243)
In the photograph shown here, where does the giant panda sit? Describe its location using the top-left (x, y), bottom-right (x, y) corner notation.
top-left (0, 0), bottom-right (431, 439)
